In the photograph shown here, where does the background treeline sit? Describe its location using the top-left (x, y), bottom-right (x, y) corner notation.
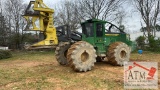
top-left (0, 0), bottom-right (160, 51)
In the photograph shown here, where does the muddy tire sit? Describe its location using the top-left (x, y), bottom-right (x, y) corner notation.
top-left (107, 42), bottom-right (131, 66)
top-left (55, 42), bottom-right (71, 65)
top-left (67, 41), bottom-right (97, 72)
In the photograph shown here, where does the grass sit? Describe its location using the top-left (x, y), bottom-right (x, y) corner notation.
top-left (130, 51), bottom-right (160, 62)
top-left (0, 51), bottom-right (159, 90)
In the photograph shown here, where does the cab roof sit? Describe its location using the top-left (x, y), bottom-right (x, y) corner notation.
top-left (81, 19), bottom-right (107, 24)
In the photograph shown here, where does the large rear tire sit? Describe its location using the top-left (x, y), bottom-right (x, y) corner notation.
top-left (107, 42), bottom-right (131, 66)
top-left (67, 41), bottom-right (97, 72)
top-left (55, 42), bottom-right (71, 65)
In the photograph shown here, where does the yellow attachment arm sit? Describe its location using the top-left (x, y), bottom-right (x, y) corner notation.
top-left (23, 0), bottom-right (58, 47)
top-left (34, 0), bottom-right (54, 13)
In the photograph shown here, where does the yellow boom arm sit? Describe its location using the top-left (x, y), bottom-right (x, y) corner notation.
top-left (23, 0), bottom-right (58, 48)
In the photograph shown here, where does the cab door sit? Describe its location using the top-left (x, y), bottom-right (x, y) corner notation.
top-left (81, 23), bottom-right (95, 45)
top-left (94, 23), bottom-right (105, 55)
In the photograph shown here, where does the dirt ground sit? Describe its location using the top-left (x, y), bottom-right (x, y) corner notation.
top-left (0, 51), bottom-right (159, 90)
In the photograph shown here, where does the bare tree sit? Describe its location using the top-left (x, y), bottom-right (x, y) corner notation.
top-left (54, 0), bottom-right (80, 31)
top-left (132, 0), bottom-right (160, 38)
top-left (3, 0), bottom-right (26, 49)
top-left (115, 8), bottom-right (126, 26)
top-left (0, 13), bottom-right (9, 46)
top-left (55, 0), bottom-right (125, 31)
top-left (0, 0), bottom-right (10, 46)
top-left (77, 0), bottom-right (125, 20)
top-left (113, 6), bottom-right (127, 32)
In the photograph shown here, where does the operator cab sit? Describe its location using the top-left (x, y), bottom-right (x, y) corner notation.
top-left (81, 19), bottom-right (127, 56)
top-left (81, 19), bottom-right (125, 38)
top-left (81, 19), bottom-right (106, 37)
top-left (81, 19), bottom-right (125, 35)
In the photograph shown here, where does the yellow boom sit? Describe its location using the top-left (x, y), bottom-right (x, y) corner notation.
top-left (23, 0), bottom-right (58, 49)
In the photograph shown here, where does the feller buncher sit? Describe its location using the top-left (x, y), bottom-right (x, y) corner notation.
top-left (23, 0), bottom-right (81, 49)
top-left (23, 0), bottom-right (58, 49)
top-left (23, 0), bottom-right (134, 72)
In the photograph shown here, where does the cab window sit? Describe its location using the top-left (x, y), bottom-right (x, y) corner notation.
top-left (96, 23), bottom-right (103, 37)
top-left (82, 23), bottom-right (94, 37)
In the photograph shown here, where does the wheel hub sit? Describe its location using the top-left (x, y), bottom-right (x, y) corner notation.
top-left (81, 50), bottom-right (89, 62)
top-left (120, 50), bottom-right (127, 59)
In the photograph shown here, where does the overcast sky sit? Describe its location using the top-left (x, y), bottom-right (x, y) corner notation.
top-left (23, 0), bottom-right (142, 33)
top-left (24, 0), bottom-right (61, 7)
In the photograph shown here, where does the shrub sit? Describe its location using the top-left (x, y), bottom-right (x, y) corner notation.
top-left (0, 50), bottom-right (12, 60)
top-left (136, 36), bottom-right (146, 49)
top-left (148, 36), bottom-right (160, 52)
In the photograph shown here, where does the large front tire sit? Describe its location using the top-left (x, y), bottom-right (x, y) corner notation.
top-left (55, 42), bottom-right (71, 65)
top-left (67, 41), bottom-right (97, 72)
top-left (107, 42), bottom-right (131, 66)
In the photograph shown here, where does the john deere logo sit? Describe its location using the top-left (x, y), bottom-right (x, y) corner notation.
top-left (105, 34), bottom-right (119, 36)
